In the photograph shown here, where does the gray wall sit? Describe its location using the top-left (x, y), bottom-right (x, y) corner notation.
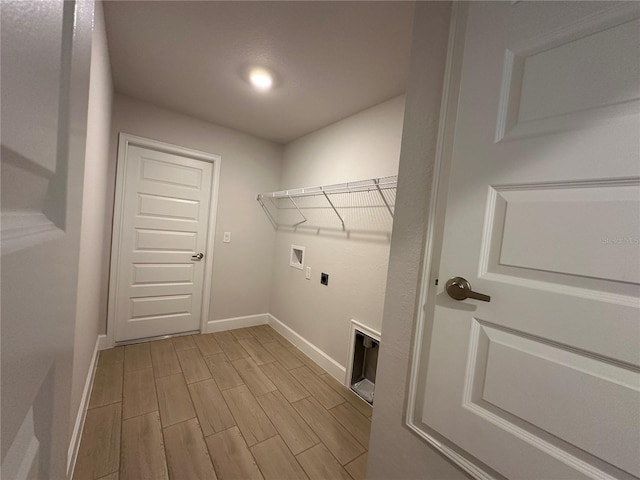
top-left (368, 3), bottom-right (470, 479)
top-left (269, 96), bottom-right (405, 369)
top-left (108, 94), bottom-right (283, 328)
top-left (70, 0), bottom-right (114, 438)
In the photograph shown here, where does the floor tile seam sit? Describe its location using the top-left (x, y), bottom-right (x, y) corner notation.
top-left (289, 370), bottom-right (347, 410)
top-left (123, 344), bottom-right (153, 373)
top-left (259, 363), bottom-right (315, 405)
top-left (114, 398), bottom-right (124, 478)
top-left (222, 382), bottom-right (286, 451)
top-left (121, 404), bottom-right (159, 422)
top-left (95, 360), bottom-right (124, 371)
top-left (265, 393), bottom-right (348, 461)
top-left (294, 440), bottom-right (357, 478)
top-left (162, 416), bottom-right (217, 479)
top-left (186, 376), bottom-right (220, 388)
top-left (203, 423), bottom-right (238, 438)
top-left (326, 406), bottom-right (371, 450)
top-left (202, 349), bottom-right (245, 391)
top-left (213, 393), bottom-right (277, 478)
top-left (317, 373), bottom-right (373, 410)
top-left (150, 341), bottom-right (182, 379)
top-left (75, 401), bottom-right (123, 480)
top-left (290, 397), bottom-right (365, 466)
top-left (171, 336), bottom-right (198, 352)
top-left (123, 366), bottom-right (159, 415)
top-left (250, 433), bottom-right (309, 479)
top-left (184, 370), bottom-right (237, 441)
top-left (152, 369), bottom-right (183, 380)
top-left (232, 359), bottom-right (278, 396)
top-left (147, 366), bottom-right (171, 479)
top-left (123, 363), bottom-right (153, 374)
top-left (291, 440), bottom-right (321, 460)
top-left (344, 452), bottom-right (368, 480)
top-left (253, 389), bottom-right (321, 453)
top-left (205, 426), bottom-right (266, 480)
top-left (181, 363), bottom-right (213, 385)
top-left (88, 397), bottom-right (122, 410)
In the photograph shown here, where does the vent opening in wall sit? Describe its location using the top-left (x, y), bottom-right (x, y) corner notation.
top-left (350, 330), bottom-right (379, 404)
top-left (289, 244), bottom-right (305, 270)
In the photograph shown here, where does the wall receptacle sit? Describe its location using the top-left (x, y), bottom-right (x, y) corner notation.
top-left (320, 272), bottom-right (329, 286)
top-left (305, 267), bottom-right (311, 280)
top-left (223, 232), bottom-right (231, 243)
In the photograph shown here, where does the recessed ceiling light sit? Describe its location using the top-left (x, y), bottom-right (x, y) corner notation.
top-left (249, 68), bottom-right (273, 91)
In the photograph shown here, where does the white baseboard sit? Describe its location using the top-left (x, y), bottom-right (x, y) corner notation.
top-left (97, 333), bottom-right (109, 350)
top-left (267, 314), bottom-right (346, 383)
top-left (67, 334), bottom-right (105, 478)
top-left (206, 313), bottom-right (268, 333)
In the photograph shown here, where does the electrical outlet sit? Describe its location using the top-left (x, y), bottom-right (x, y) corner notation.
top-left (320, 272), bottom-right (329, 286)
top-left (305, 267), bottom-right (311, 280)
top-left (223, 232), bottom-right (231, 243)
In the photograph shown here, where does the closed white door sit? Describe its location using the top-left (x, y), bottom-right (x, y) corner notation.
top-left (420, 2), bottom-right (639, 479)
top-left (113, 142), bottom-right (215, 342)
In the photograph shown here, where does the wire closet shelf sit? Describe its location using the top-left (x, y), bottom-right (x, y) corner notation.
top-left (256, 175), bottom-right (397, 229)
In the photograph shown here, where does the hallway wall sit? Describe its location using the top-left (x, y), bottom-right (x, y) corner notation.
top-left (70, 0), bottom-right (114, 439)
top-left (107, 95), bottom-right (283, 330)
top-left (270, 96), bottom-right (405, 372)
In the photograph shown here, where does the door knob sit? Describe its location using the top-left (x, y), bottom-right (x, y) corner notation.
top-left (191, 253), bottom-right (204, 261)
top-left (445, 277), bottom-right (490, 302)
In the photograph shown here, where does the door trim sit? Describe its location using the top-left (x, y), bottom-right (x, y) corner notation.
top-left (106, 133), bottom-right (221, 347)
top-left (403, 4), bottom-right (499, 479)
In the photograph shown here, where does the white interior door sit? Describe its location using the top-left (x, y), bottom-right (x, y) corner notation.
top-left (113, 141), bottom-right (214, 342)
top-left (420, 2), bottom-right (640, 479)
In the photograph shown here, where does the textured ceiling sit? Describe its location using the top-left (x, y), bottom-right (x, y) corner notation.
top-left (103, 1), bottom-right (414, 144)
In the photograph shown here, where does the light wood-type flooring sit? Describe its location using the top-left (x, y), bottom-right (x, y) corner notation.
top-left (73, 325), bottom-right (372, 480)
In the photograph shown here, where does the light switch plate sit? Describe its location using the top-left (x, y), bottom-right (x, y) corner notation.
top-left (223, 232), bottom-right (231, 243)
top-left (305, 267), bottom-right (311, 280)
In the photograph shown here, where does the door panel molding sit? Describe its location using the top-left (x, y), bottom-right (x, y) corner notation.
top-left (461, 319), bottom-right (638, 480)
top-left (495, 3), bottom-right (640, 142)
top-left (479, 178), bottom-right (640, 305)
top-left (106, 133), bottom-right (221, 347)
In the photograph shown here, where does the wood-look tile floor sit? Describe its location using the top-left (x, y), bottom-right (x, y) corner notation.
top-left (74, 325), bottom-right (372, 480)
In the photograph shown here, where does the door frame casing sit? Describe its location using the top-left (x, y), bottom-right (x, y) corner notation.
top-left (106, 133), bottom-right (222, 347)
top-left (403, 3), bottom-right (499, 479)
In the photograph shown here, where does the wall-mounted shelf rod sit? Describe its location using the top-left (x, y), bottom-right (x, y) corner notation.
top-left (257, 175), bottom-right (397, 200)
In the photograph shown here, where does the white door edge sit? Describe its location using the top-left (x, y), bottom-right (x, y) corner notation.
top-left (403, 4), bottom-right (501, 479)
top-left (106, 133), bottom-right (221, 348)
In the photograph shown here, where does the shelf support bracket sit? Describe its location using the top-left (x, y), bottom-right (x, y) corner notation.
top-left (288, 194), bottom-right (308, 227)
top-left (374, 179), bottom-right (394, 218)
top-left (257, 196), bottom-right (278, 229)
top-left (322, 191), bottom-right (345, 230)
